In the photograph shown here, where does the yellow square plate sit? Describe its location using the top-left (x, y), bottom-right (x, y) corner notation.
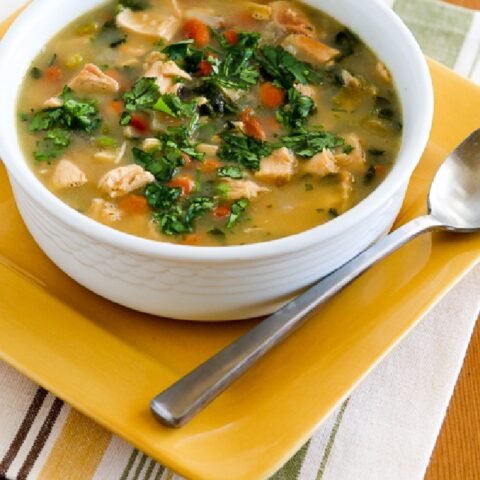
top-left (1, 12), bottom-right (480, 480)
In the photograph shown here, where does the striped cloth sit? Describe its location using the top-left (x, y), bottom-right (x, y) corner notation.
top-left (0, 1), bottom-right (479, 479)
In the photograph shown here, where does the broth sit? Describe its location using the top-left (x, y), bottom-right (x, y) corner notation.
top-left (17, 0), bottom-right (402, 246)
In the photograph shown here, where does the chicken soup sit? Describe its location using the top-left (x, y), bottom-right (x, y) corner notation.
top-left (17, 0), bottom-right (402, 246)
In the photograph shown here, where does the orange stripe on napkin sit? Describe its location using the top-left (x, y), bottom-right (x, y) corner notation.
top-left (38, 410), bottom-right (112, 480)
top-left (0, 2), bottom-right (31, 39)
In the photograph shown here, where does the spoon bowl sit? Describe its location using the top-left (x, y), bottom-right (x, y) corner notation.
top-left (429, 129), bottom-right (480, 232)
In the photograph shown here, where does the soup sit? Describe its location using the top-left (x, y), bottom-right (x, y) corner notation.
top-left (17, 0), bottom-right (402, 246)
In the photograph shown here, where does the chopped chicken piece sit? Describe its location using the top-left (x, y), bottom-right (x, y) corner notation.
top-left (169, 0), bottom-right (182, 18)
top-left (142, 138), bottom-right (161, 152)
top-left (143, 51), bottom-right (167, 70)
top-left (116, 44), bottom-right (149, 67)
top-left (123, 126), bottom-right (139, 139)
top-left (93, 151), bottom-right (117, 164)
top-left (294, 83), bottom-right (317, 100)
top-left (340, 69), bottom-right (361, 89)
top-left (335, 134), bottom-right (367, 171)
top-left (89, 198), bottom-right (122, 223)
top-left (230, 121), bottom-right (246, 134)
top-left (271, 1), bottom-right (316, 36)
top-left (116, 9), bottom-right (180, 41)
top-left (98, 165), bottom-right (155, 198)
top-left (282, 34), bottom-right (339, 65)
top-left (145, 60), bottom-right (191, 94)
top-left (339, 171), bottom-right (354, 202)
top-left (246, 2), bottom-right (272, 20)
top-left (221, 86), bottom-right (244, 102)
top-left (43, 96), bottom-right (63, 109)
top-left (196, 96), bottom-right (208, 106)
top-left (197, 144), bottom-right (219, 156)
top-left (51, 159), bottom-right (88, 189)
top-left (255, 147), bottom-right (297, 185)
top-left (302, 149), bottom-right (339, 177)
top-left (184, 8), bottom-right (225, 28)
top-left (69, 63), bottom-right (119, 94)
top-left (224, 179), bottom-right (269, 201)
top-left (376, 61), bottom-right (392, 84)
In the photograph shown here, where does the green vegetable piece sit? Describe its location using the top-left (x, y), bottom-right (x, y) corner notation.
top-left (96, 136), bottom-right (118, 147)
top-left (31, 67), bottom-right (42, 79)
top-left (277, 88), bottom-right (315, 130)
top-left (227, 198), bottom-right (249, 229)
top-left (280, 129), bottom-right (345, 158)
top-left (152, 196), bottom-right (214, 236)
top-left (217, 165), bottom-right (244, 179)
top-left (144, 183), bottom-right (182, 210)
top-left (257, 46), bottom-right (321, 89)
top-left (133, 147), bottom-right (178, 183)
top-left (120, 77), bottom-right (160, 125)
top-left (218, 132), bottom-right (272, 171)
top-left (162, 40), bottom-right (204, 73)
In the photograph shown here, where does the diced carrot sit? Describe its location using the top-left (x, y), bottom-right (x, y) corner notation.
top-left (223, 30), bottom-right (238, 45)
top-left (241, 108), bottom-right (266, 141)
top-left (198, 59), bottom-right (213, 76)
top-left (375, 164), bottom-right (386, 176)
top-left (130, 113), bottom-right (150, 134)
top-left (259, 82), bottom-right (286, 108)
top-left (199, 159), bottom-right (221, 172)
top-left (183, 234), bottom-right (201, 245)
top-left (118, 195), bottom-right (150, 215)
top-left (168, 175), bottom-right (195, 196)
top-left (44, 66), bottom-right (63, 82)
top-left (183, 19), bottom-right (211, 47)
top-left (213, 204), bottom-right (231, 218)
top-left (110, 100), bottom-right (123, 115)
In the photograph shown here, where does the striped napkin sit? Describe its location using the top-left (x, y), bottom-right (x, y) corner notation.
top-left (0, 1), bottom-right (479, 479)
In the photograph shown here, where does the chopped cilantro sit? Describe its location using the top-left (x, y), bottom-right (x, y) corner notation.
top-left (257, 46), bottom-right (321, 88)
top-left (227, 198), bottom-right (249, 229)
top-left (218, 132), bottom-right (272, 171)
top-left (27, 87), bottom-right (100, 161)
top-left (120, 77), bottom-right (160, 126)
top-left (152, 196), bottom-right (214, 236)
top-left (162, 40), bottom-right (204, 73)
top-left (277, 88), bottom-right (315, 130)
top-left (144, 183), bottom-right (182, 210)
top-left (133, 127), bottom-right (204, 181)
top-left (280, 129), bottom-right (345, 158)
top-left (217, 165), bottom-right (244, 179)
top-left (208, 32), bottom-right (261, 90)
top-left (34, 129), bottom-right (71, 162)
top-left (153, 94), bottom-right (198, 119)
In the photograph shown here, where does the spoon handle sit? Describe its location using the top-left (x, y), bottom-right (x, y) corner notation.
top-left (151, 215), bottom-right (443, 428)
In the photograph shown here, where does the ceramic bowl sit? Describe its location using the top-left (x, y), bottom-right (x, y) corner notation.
top-left (0, 0), bottom-right (433, 320)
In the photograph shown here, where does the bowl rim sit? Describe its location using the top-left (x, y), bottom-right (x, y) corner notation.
top-left (0, 0), bottom-right (434, 263)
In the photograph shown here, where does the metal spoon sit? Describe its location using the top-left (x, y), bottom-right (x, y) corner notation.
top-left (151, 130), bottom-right (480, 428)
